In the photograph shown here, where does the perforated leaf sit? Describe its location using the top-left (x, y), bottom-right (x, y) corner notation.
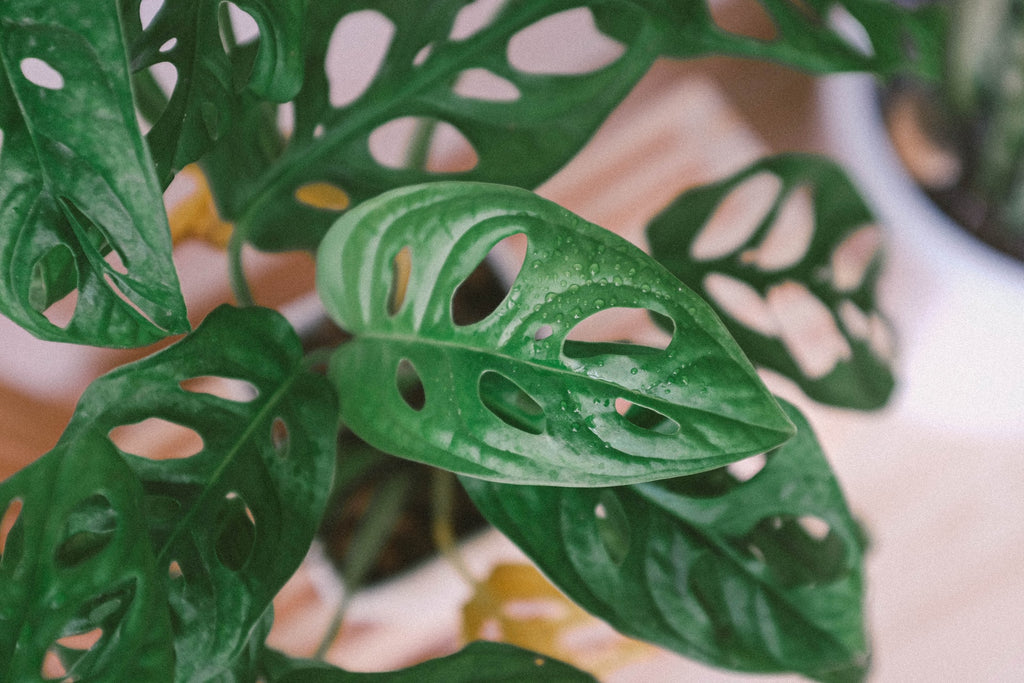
top-left (261, 641), bottom-right (596, 682)
top-left (0, 0), bottom-right (188, 346)
top-left (647, 154), bottom-right (895, 410)
top-left (462, 399), bottom-right (868, 682)
top-left (123, 0), bottom-right (306, 185)
top-left (611, 0), bottom-right (944, 80)
top-left (58, 305), bottom-right (338, 681)
top-left (318, 182), bottom-right (793, 486)
top-left (0, 431), bottom-right (174, 681)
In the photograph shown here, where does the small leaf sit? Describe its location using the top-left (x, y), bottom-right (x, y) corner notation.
top-left (318, 182), bottom-right (792, 486)
top-left (58, 305), bottom-right (338, 680)
top-left (461, 399), bottom-right (868, 681)
top-left (261, 641), bottom-right (597, 682)
top-left (0, 431), bottom-right (174, 681)
top-left (647, 154), bottom-right (895, 410)
top-left (0, 1), bottom-right (188, 346)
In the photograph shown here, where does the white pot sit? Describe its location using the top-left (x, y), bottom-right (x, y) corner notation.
top-left (819, 74), bottom-right (1024, 438)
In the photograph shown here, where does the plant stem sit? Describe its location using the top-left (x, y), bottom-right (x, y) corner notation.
top-left (430, 468), bottom-right (477, 587)
top-left (406, 118), bottom-right (439, 171)
top-left (227, 230), bottom-right (255, 307)
top-left (314, 470), bottom-right (414, 660)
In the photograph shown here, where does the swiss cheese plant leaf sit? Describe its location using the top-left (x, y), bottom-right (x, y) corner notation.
top-left (261, 641), bottom-right (596, 682)
top-left (225, 0), bottom-right (665, 251)
top-left (58, 305), bottom-right (338, 681)
top-left (461, 399), bottom-right (868, 682)
top-left (0, 0), bottom-right (188, 347)
top-left (609, 0), bottom-right (944, 81)
top-left (647, 154), bottom-right (895, 410)
top-left (0, 430), bottom-right (175, 681)
top-left (122, 0), bottom-right (306, 185)
top-left (317, 182), bottom-right (793, 486)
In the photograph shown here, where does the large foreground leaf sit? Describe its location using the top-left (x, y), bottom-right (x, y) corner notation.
top-left (647, 154), bottom-right (895, 410)
top-left (58, 305), bottom-right (338, 681)
top-left (0, 431), bottom-right (174, 681)
top-left (318, 182), bottom-right (792, 486)
top-left (0, 0), bottom-right (188, 346)
top-left (261, 641), bottom-right (596, 682)
top-left (462, 400), bottom-right (868, 682)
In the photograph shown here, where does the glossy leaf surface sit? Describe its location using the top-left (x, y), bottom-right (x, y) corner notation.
top-left (0, 0), bottom-right (188, 346)
top-left (262, 641), bottom-right (596, 682)
top-left (0, 431), bottom-right (174, 681)
top-left (647, 154), bottom-right (895, 410)
top-left (58, 305), bottom-right (338, 681)
top-left (318, 182), bottom-right (792, 485)
top-left (462, 400), bottom-right (868, 681)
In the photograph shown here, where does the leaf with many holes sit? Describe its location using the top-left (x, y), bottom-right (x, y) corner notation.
top-left (0, 430), bottom-right (175, 681)
top-left (122, 0), bottom-right (306, 186)
top-left (0, 1), bottom-right (188, 346)
top-left (461, 399), bottom-right (868, 682)
top-left (646, 154), bottom-right (895, 410)
top-left (260, 641), bottom-right (597, 682)
top-left (317, 182), bottom-right (793, 486)
top-left (601, 0), bottom-right (944, 81)
top-left (226, 0), bottom-right (665, 251)
top-left (57, 305), bottom-right (338, 681)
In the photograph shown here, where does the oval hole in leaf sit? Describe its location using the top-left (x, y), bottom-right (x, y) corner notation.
top-left (563, 307), bottom-right (671, 356)
top-left (56, 627), bottom-right (103, 655)
top-left (41, 647), bottom-right (67, 680)
top-left (396, 358), bottom-right (425, 411)
top-left (708, 0), bottom-right (780, 40)
top-left (615, 398), bottom-right (680, 435)
top-left (450, 0), bottom-right (504, 40)
top-left (294, 182), bottom-right (351, 211)
top-left (30, 244), bottom-right (78, 329)
top-left (534, 324), bottom-right (553, 341)
top-left (139, 0), bottom-right (164, 30)
top-left (452, 233), bottom-right (525, 326)
top-left (55, 494), bottom-right (118, 569)
top-left (104, 246), bottom-right (129, 275)
top-left (20, 57), bottom-right (64, 90)
top-left (739, 184), bottom-right (814, 271)
top-left (831, 225), bottom-right (881, 291)
top-left (479, 371), bottom-right (546, 435)
top-left (221, 2), bottom-right (259, 47)
top-left (216, 493), bottom-right (256, 571)
top-left (726, 451), bottom-right (767, 483)
top-left (326, 10), bottom-right (395, 107)
top-left (369, 117), bottom-right (479, 172)
top-left (104, 272), bottom-right (164, 330)
top-left (270, 417), bottom-right (290, 457)
top-left (0, 498), bottom-right (24, 562)
top-left (691, 172), bottom-right (780, 261)
top-left (169, 560), bottom-right (184, 580)
top-left (594, 490), bottom-right (630, 566)
top-left (508, 8), bottom-right (625, 75)
top-left (703, 272), bottom-right (778, 336)
top-left (388, 245), bottom-right (412, 316)
top-left (180, 375), bottom-right (259, 402)
top-left (766, 281), bottom-right (851, 378)
top-left (454, 68), bottom-right (521, 101)
top-left (109, 418), bottom-right (204, 460)
top-left (737, 514), bottom-right (846, 587)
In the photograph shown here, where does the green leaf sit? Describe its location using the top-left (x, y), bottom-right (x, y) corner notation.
top-left (318, 182), bottom-right (792, 486)
top-left (0, 430), bottom-right (175, 681)
top-left (646, 154), bottom-right (895, 410)
top-left (123, 0), bottom-right (306, 185)
top-left (614, 0), bottom-right (944, 81)
top-left (228, 0), bottom-right (663, 251)
top-left (58, 305), bottom-right (338, 681)
top-left (0, 1), bottom-right (188, 346)
top-left (461, 399), bottom-right (868, 682)
top-left (261, 641), bottom-right (597, 682)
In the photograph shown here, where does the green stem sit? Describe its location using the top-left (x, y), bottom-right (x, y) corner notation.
top-left (228, 230), bottom-right (255, 307)
top-left (314, 470), bottom-right (414, 660)
top-left (406, 118), bottom-right (439, 171)
top-left (431, 468), bottom-right (477, 586)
